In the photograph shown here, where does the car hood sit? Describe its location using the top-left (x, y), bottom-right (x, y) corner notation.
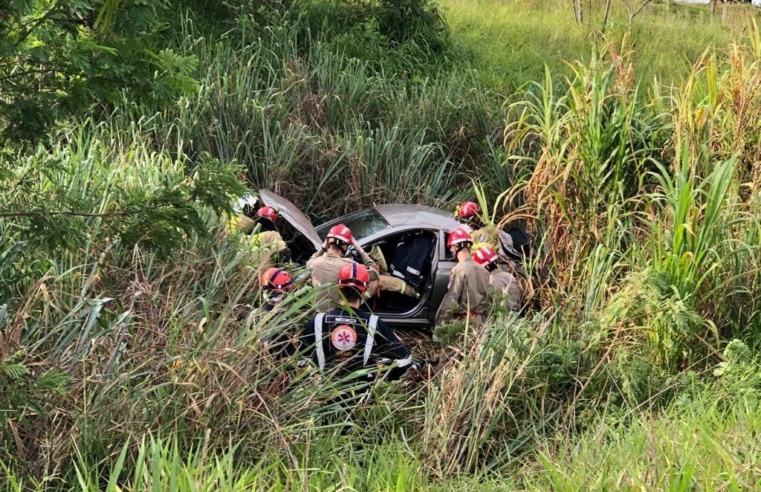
top-left (259, 189), bottom-right (322, 250)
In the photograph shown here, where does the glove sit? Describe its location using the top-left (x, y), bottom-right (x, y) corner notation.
top-left (352, 239), bottom-right (373, 264)
top-left (311, 240), bottom-right (328, 258)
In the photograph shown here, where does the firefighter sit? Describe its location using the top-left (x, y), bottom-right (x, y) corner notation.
top-left (455, 200), bottom-right (523, 261)
top-left (299, 263), bottom-right (412, 381)
top-left (473, 247), bottom-right (522, 312)
top-left (435, 228), bottom-right (491, 327)
top-left (258, 267), bottom-right (299, 360)
top-left (306, 224), bottom-right (378, 310)
top-left (228, 193), bottom-right (260, 234)
top-left (248, 206), bottom-right (290, 266)
top-left (454, 200), bottom-right (499, 251)
top-left (259, 267), bottom-right (294, 312)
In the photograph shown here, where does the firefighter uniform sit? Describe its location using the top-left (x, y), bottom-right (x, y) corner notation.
top-left (245, 229), bottom-right (288, 267)
top-left (435, 256), bottom-right (491, 326)
top-left (229, 213), bottom-right (256, 235)
top-left (249, 230), bottom-right (287, 252)
top-left (307, 251), bottom-right (378, 310)
top-left (489, 269), bottom-right (522, 312)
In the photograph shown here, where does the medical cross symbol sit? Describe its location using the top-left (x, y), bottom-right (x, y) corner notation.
top-left (337, 332), bottom-right (351, 343)
top-left (330, 324), bottom-right (357, 351)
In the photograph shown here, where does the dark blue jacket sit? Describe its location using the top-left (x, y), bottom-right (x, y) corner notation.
top-left (300, 307), bottom-right (412, 379)
top-left (389, 234), bottom-right (435, 289)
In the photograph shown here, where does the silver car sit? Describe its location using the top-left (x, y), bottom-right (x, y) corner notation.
top-left (260, 190), bottom-right (462, 328)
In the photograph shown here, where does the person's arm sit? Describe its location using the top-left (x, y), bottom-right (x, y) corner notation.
top-left (309, 239), bottom-right (330, 260)
top-left (298, 318), bottom-right (316, 362)
top-left (374, 320), bottom-right (412, 380)
top-left (505, 274), bottom-right (522, 311)
top-left (369, 245), bottom-right (388, 274)
top-left (435, 271), bottom-right (463, 324)
top-left (352, 240), bottom-right (379, 280)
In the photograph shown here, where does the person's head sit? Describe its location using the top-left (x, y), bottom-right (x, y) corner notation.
top-left (337, 262), bottom-right (369, 306)
top-left (254, 206), bottom-right (279, 231)
top-left (259, 267), bottom-right (293, 305)
top-left (447, 228), bottom-right (473, 259)
top-left (473, 246), bottom-right (499, 272)
top-left (325, 224), bottom-right (353, 254)
top-left (455, 201), bottom-right (482, 228)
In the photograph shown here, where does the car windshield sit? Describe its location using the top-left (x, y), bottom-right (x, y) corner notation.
top-left (316, 208), bottom-right (390, 242)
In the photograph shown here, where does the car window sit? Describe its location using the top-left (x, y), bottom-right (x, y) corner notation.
top-left (315, 208), bottom-right (390, 242)
top-left (443, 234), bottom-right (456, 260)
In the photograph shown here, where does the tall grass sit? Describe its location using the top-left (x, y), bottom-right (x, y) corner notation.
top-left (109, 12), bottom-right (507, 221)
top-left (526, 381), bottom-right (761, 490)
top-left (438, 0), bottom-right (756, 91)
top-left (4, 3), bottom-right (761, 490)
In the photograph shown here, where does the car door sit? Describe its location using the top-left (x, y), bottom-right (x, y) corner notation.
top-left (357, 227), bottom-right (451, 328)
top-left (426, 229), bottom-right (456, 323)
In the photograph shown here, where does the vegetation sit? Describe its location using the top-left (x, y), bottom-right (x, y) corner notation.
top-left (0, 0), bottom-right (202, 150)
top-left (2, 0), bottom-right (761, 489)
top-left (440, 0), bottom-right (757, 91)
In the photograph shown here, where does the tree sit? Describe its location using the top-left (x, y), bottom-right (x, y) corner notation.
top-left (0, 0), bottom-right (198, 151)
top-left (621, 0), bottom-right (655, 24)
top-left (572, 0), bottom-right (584, 25)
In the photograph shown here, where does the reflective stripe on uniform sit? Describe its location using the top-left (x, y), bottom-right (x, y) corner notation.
top-left (315, 313), bottom-right (380, 370)
top-left (314, 313), bottom-right (326, 370)
top-left (363, 315), bottom-right (378, 367)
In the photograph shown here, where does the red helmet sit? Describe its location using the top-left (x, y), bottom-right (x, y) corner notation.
top-left (260, 267), bottom-right (293, 291)
top-left (456, 201), bottom-right (480, 220)
top-left (337, 263), bottom-right (370, 292)
top-left (473, 247), bottom-right (498, 267)
top-left (256, 206), bottom-right (278, 222)
top-left (447, 228), bottom-right (473, 249)
top-left (326, 224), bottom-right (353, 245)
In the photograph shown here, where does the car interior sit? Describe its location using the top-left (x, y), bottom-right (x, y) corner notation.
top-left (358, 230), bottom-right (438, 314)
top-left (273, 219), bottom-right (317, 264)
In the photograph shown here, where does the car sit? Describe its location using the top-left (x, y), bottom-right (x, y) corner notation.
top-left (259, 189), bottom-right (464, 328)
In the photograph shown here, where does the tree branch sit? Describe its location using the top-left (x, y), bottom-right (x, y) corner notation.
top-left (0, 210), bottom-right (132, 218)
top-left (629, 0), bottom-right (655, 21)
top-left (12, 0), bottom-right (66, 48)
top-left (601, 0), bottom-right (613, 32)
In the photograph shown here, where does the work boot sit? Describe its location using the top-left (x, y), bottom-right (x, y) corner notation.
top-left (402, 284), bottom-right (418, 298)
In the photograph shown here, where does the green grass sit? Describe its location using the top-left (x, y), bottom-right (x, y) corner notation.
top-left (4, 386), bottom-right (759, 491)
top-left (525, 388), bottom-right (761, 490)
top-left (3, 1), bottom-right (761, 490)
top-left (438, 0), bottom-right (756, 92)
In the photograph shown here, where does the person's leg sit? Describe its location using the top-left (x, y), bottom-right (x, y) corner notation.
top-left (378, 274), bottom-right (417, 297)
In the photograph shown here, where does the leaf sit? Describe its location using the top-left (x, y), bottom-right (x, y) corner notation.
top-left (36, 369), bottom-right (70, 395)
top-left (0, 362), bottom-right (30, 380)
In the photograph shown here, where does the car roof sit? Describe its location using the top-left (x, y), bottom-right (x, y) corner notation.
top-left (374, 204), bottom-right (461, 231)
